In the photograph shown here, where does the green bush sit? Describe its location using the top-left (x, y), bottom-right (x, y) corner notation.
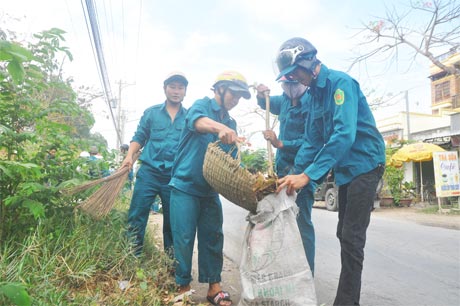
top-left (384, 165), bottom-right (404, 205)
top-left (0, 28), bottom-right (109, 243)
top-left (0, 28), bottom-right (172, 305)
top-left (241, 148), bottom-right (268, 174)
top-left (0, 201), bottom-right (175, 305)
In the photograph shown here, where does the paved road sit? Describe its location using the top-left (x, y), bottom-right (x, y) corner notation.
top-left (222, 198), bottom-right (460, 306)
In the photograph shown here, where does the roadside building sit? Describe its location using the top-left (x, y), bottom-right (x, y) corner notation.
top-left (429, 47), bottom-right (460, 115)
top-left (376, 48), bottom-right (460, 199)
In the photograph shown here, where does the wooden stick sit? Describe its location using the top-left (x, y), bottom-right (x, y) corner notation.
top-left (264, 92), bottom-right (274, 176)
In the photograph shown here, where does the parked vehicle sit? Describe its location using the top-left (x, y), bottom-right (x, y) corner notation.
top-left (314, 172), bottom-right (338, 211)
top-left (314, 171), bottom-right (383, 211)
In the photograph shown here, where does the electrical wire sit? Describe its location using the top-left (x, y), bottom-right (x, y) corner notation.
top-left (131, 0), bottom-right (143, 114)
top-left (64, 0), bottom-right (79, 45)
top-left (108, 0), bottom-right (117, 77)
top-left (80, 0), bottom-right (100, 88)
top-left (82, 0), bottom-right (122, 143)
top-left (121, 0), bottom-right (126, 80)
top-left (134, 0), bottom-right (143, 85)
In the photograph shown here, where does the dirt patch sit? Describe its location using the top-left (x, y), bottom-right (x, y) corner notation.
top-left (147, 202), bottom-right (459, 305)
top-left (146, 213), bottom-right (241, 305)
top-left (314, 201), bottom-right (460, 230)
top-left (372, 205), bottom-right (460, 230)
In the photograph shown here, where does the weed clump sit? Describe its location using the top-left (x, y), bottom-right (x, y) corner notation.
top-left (0, 200), bottom-right (176, 305)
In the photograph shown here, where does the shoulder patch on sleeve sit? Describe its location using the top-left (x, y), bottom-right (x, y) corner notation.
top-left (334, 89), bottom-right (345, 105)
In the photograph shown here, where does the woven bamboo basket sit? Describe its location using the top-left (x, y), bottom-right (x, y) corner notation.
top-left (203, 141), bottom-right (276, 213)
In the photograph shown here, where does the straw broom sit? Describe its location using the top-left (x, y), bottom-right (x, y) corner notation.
top-left (64, 167), bottom-right (130, 196)
top-left (65, 151), bottom-right (140, 219)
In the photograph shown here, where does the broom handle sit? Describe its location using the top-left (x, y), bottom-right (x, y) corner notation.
top-left (97, 150), bottom-right (141, 183)
top-left (265, 92), bottom-right (274, 177)
top-left (63, 151), bottom-right (141, 195)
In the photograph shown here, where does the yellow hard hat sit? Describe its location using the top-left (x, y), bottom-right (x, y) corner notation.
top-left (212, 70), bottom-right (251, 99)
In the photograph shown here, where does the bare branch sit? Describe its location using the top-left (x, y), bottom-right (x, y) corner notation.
top-left (349, 0), bottom-right (460, 76)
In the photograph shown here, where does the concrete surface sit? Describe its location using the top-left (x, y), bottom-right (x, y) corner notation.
top-left (147, 200), bottom-right (460, 305)
top-left (147, 213), bottom-right (241, 305)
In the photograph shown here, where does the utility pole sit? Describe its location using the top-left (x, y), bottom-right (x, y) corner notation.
top-left (116, 80), bottom-right (135, 148)
top-left (405, 90), bottom-right (411, 140)
top-left (116, 81), bottom-right (122, 148)
top-left (119, 109), bottom-right (128, 146)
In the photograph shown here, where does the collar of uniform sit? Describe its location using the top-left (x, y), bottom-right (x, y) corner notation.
top-left (210, 98), bottom-right (231, 121)
top-left (314, 64), bottom-right (329, 89)
top-left (299, 91), bottom-right (309, 105)
top-left (177, 103), bottom-right (186, 115)
top-left (281, 92), bottom-right (303, 108)
top-left (161, 100), bottom-right (186, 114)
top-left (211, 98), bottom-right (222, 112)
top-left (308, 64), bottom-right (329, 97)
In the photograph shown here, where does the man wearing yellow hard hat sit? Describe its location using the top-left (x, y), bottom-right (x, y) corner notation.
top-left (169, 70), bottom-right (251, 305)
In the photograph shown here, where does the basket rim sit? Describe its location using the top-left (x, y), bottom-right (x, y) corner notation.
top-left (203, 141), bottom-right (258, 212)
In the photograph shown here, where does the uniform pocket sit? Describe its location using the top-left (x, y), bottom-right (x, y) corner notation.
top-left (286, 111), bottom-right (304, 139)
top-left (150, 120), bottom-right (170, 140)
top-left (150, 127), bottom-right (167, 140)
top-left (306, 111), bottom-right (325, 145)
top-left (172, 123), bottom-right (185, 140)
top-left (322, 112), bottom-right (333, 141)
top-left (278, 113), bottom-right (287, 123)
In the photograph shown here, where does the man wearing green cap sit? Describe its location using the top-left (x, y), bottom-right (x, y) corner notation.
top-left (121, 71), bottom-right (188, 257)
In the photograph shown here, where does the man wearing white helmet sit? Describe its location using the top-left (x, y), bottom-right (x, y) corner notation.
top-left (275, 37), bottom-right (386, 306)
top-left (121, 71), bottom-right (188, 258)
top-left (169, 71), bottom-right (251, 306)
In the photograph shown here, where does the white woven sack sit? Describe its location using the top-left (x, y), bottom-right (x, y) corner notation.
top-left (238, 190), bottom-right (317, 306)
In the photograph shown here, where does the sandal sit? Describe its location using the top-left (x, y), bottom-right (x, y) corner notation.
top-left (207, 291), bottom-right (232, 305)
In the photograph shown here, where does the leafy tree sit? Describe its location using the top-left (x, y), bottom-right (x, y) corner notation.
top-left (241, 148), bottom-right (269, 174)
top-left (0, 28), bottom-right (107, 242)
top-left (350, 0), bottom-right (460, 76)
top-left (89, 131), bottom-right (109, 148)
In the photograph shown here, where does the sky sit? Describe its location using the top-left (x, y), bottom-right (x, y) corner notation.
top-left (1, 0), bottom-right (446, 150)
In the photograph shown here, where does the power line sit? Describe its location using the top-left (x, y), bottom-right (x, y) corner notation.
top-left (130, 0), bottom-right (143, 117)
top-left (80, 0), bottom-right (98, 80)
top-left (64, 0), bottom-right (79, 44)
top-left (96, 0), bottom-right (117, 72)
top-left (121, 0), bottom-right (127, 79)
top-left (134, 0), bottom-right (143, 84)
top-left (82, 0), bottom-right (122, 143)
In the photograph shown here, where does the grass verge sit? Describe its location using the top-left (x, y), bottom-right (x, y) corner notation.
top-left (0, 198), bottom-right (177, 305)
top-left (420, 203), bottom-right (460, 215)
